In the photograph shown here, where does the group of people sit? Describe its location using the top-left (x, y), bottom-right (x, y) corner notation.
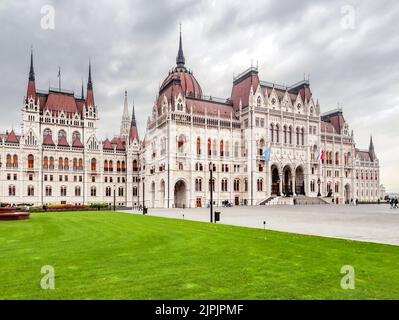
top-left (390, 198), bottom-right (399, 209)
top-left (349, 198), bottom-right (359, 206)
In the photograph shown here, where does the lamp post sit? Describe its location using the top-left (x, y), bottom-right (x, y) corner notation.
top-left (113, 184), bottom-right (116, 211)
top-left (317, 178), bottom-right (321, 197)
top-left (209, 162), bottom-right (214, 223)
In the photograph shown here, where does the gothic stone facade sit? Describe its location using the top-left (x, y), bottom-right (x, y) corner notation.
top-left (0, 40), bottom-right (381, 208)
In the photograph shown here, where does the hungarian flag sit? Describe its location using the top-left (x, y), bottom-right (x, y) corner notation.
top-left (317, 148), bottom-right (325, 163)
top-left (264, 146), bottom-right (272, 161)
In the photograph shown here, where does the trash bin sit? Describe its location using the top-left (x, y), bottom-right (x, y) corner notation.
top-left (143, 207), bottom-right (148, 215)
top-left (214, 211), bottom-right (221, 222)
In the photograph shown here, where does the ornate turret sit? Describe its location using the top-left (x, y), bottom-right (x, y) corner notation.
top-left (120, 90), bottom-right (130, 138)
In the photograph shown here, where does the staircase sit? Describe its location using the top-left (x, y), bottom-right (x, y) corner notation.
top-left (293, 195), bottom-right (330, 205)
top-left (260, 196), bottom-right (294, 206)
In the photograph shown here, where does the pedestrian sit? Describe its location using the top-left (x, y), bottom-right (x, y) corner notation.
top-left (390, 198), bottom-right (394, 209)
top-left (356, 198), bottom-right (359, 206)
top-left (395, 198), bottom-right (399, 209)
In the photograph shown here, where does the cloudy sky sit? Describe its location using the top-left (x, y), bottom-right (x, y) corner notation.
top-left (0, 0), bottom-right (398, 191)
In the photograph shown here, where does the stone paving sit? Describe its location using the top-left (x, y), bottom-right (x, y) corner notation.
top-left (121, 204), bottom-right (399, 246)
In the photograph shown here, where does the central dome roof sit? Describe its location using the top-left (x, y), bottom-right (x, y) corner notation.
top-left (158, 27), bottom-right (202, 99)
top-left (159, 67), bottom-right (202, 98)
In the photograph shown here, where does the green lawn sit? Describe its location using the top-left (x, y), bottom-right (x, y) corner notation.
top-left (0, 211), bottom-right (398, 300)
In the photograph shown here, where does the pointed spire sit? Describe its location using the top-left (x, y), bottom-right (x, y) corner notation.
top-left (81, 80), bottom-right (84, 99)
top-left (29, 48), bottom-right (35, 81)
top-left (369, 135), bottom-right (376, 161)
top-left (86, 59), bottom-right (95, 107)
top-left (176, 23), bottom-right (185, 68)
top-left (27, 48), bottom-right (36, 101)
top-left (87, 58), bottom-right (93, 90)
top-left (131, 100), bottom-right (136, 128)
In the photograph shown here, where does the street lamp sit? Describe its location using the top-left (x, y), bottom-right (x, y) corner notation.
top-left (209, 162), bottom-right (214, 223)
top-left (113, 184), bottom-right (116, 211)
top-left (317, 178), bottom-right (321, 197)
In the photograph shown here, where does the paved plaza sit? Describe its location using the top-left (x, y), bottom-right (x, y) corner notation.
top-left (122, 204), bottom-right (399, 246)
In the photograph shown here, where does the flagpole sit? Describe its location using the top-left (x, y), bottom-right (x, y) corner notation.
top-left (58, 67), bottom-right (61, 91)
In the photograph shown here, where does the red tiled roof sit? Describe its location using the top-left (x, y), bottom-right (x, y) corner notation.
top-left (356, 149), bottom-right (372, 162)
top-left (42, 92), bottom-right (79, 114)
top-left (160, 68), bottom-right (202, 99)
top-left (321, 121), bottom-right (336, 134)
top-left (231, 71), bottom-right (259, 111)
top-left (129, 127), bottom-right (139, 142)
top-left (72, 137), bottom-right (84, 148)
top-left (186, 97), bottom-right (234, 118)
top-left (27, 80), bottom-right (36, 101)
top-left (103, 139), bottom-right (114, 150)
top-left (43, 134), bottom-right (55, 146)
top-left (5, 130), bottom-right (19, 143)
top-left (58, 136), bottom-right (70, 147)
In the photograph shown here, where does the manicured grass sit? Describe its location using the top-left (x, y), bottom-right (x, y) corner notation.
top-left (0, 211), bottom-right (398, 300)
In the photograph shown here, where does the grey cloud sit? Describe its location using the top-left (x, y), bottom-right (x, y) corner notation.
top-left (0, 0), bottom-right (398, 190)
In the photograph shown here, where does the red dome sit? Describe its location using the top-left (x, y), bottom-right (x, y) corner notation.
top-left (159, 67), bottom-right (202, 99)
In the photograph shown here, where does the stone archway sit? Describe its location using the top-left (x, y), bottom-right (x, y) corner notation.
top-left (160, 180), bottom-right (166, 208)
top-left (271, 165), bottom-right (280, 196)
top-left (295, 166), bottom-right (305, 195)
top-left (344, 184), bottom-right (351, 204)
top-left (174, 180), bottom-right (187, 208)
top-left (282, 165), bottom-right (293, 196)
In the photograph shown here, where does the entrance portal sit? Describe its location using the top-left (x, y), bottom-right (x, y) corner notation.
top-left (295, 166), bottom-right (305, 195)
top-left (174, 180), bottom-right (187, 208)
top-left (271, 166), bottom-right (280, 195)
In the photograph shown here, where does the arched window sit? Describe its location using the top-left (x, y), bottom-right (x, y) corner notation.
top-left (196, 137), bottom-right (201, 156)
top-left (58, 129), bottom-right (67, 142)
top-left (270, 124), bottom-right (274, 142)
top-left (9, 185), bottom-right (16, 196)
top-left (117, 161), bottom-right (121, 172)
top-left (301, 128), bottom-right (305, 146)
top-left (91, 158), bottom-right (96, 171)
top-left (335, 182), bottom-right (339, 193)
top-left (27, 185), bottom-right (34, 196)
top-left (220, 140), bottom-right (224, 157)
top-left (118, 187), bottom-right (124, 197)
top-left (288, 126), bottom-right (293, 145)
top-left (60, 186), bottom-right (67, 197)
top-left (212, 139), bottom-right (217, 156)
top-left (275, 125), bottom-right (280, 143)
top-left (335, 152), bottom-right (339, 165)
top-left (13, 155), bottom-right (18, 168)
top-left (221, 179), bottom-right (228, 192)
top-left (43, 128), bottom-right (52, 140)
top-left (45, 186), bottom-right (52, 196)
top-left (209, 178), bottom-right (215, 192)
top-left (133, 187), bottom-right (138, 197)
top-left (73, 158), bottom-right (78, 170)
top-left (109, 160), bottom-right (113, 172)
top-left (133, 159), bottom-right (138, 172)
top-left (6, 154), bottom-right (12, 168)
top-left (257, 178), bottom-right (263, 192)
top-left (104, 160), bottom-right (109, 172)
top-left (28, 154), bottom-right (34, 169)
top-left (257, 96), bottom-right (262, 108)
top-left (50, 157), bottom-right (54, 169)
top-left (195, 178), bottom-right (202, 192)
top-left (58, 157), bottom-right (63, 170)
top-left (91, 186), bottom-right (97, 197)
top-left (78, 158), bottom-right (83, 170)
top-left (178, 135), bottom-right (185, 153)
top-left (283, 126), bottom-right (287, 144)
top-left (208, 139), bottom-right (212, 156)
top-left (244, 179), bottom-right (248, 192)
top-left (106, 187), bottom-right (112, 197)
top-left (75, 186), bottom-right (81, 197)
top-left (234, 179), bottom-right (240, 192)
top-left (43, 156), bottom-right (49, 169)
top-left (72, 131), bottom-right (81, 142)
top-left (64, 158), bottom-right (69, 170)
top-left (122, 161), bottom-right (126, 172)
top-left (296, 128), bottom-right (300, 145)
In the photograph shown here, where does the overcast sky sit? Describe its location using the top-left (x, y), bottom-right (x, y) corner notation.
top-left (0, 0), bottom-right (398, 191)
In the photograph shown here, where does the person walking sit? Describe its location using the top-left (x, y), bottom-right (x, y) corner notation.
top-left (395, 198), bottom-right (399, 209)
top-left (390, 198), bottom-right (394, 209)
